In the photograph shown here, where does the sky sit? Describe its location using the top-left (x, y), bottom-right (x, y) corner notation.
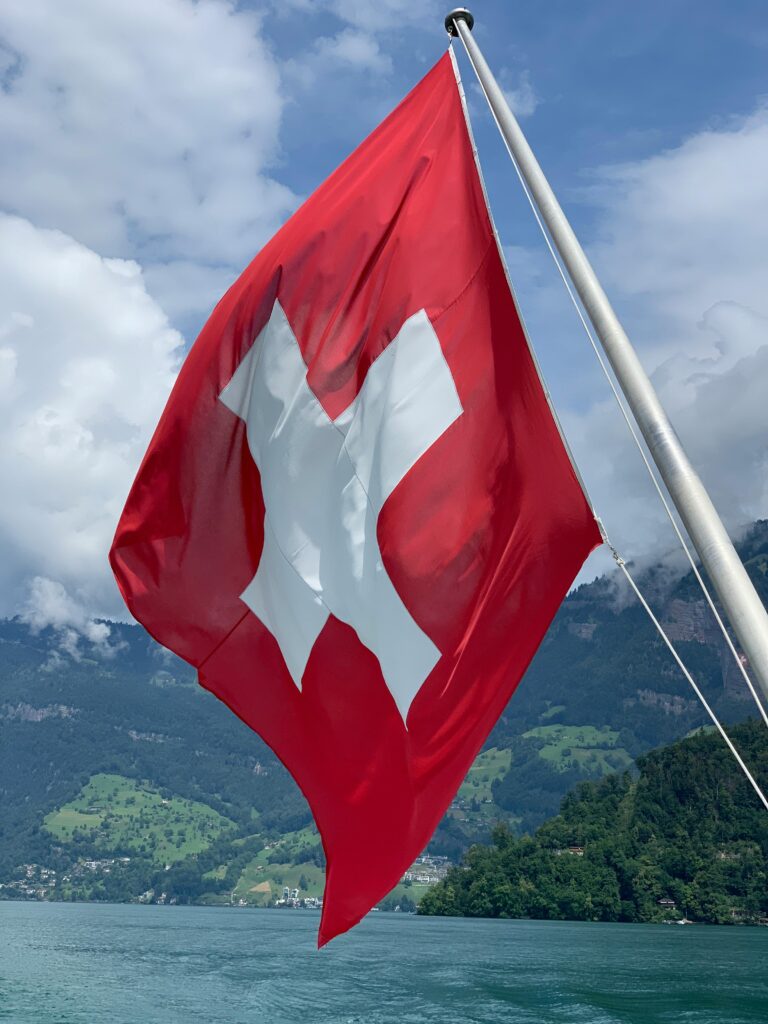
top-left (1, 0), bottom-right (767, 656)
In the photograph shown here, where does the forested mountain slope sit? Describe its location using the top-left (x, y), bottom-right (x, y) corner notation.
top-left (419, 721), bottom-right (768, 925)
top-left (0, 619), bottom-right (307, 882)
top-left (2, 522), bottom-right (766, 900)
top-left (478, 520), bottom-right (768, 833)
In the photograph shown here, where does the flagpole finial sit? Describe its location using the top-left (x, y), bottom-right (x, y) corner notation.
top-left (445, 8), bottom-right (474, 36)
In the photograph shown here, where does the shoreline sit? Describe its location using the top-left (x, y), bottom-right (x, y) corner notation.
top-left (4, 895), bottom-right (766, 928)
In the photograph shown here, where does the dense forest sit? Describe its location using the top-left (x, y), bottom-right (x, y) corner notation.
top-left (419, 721), bottom-right (768, 925)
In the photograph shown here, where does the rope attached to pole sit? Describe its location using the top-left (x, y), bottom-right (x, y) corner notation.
top-left (451, 34), bottom-right (768, 728)
top-left (610, 545), bottom-right (768, 812)
top-left (449, 24), bottom-right (768, 811)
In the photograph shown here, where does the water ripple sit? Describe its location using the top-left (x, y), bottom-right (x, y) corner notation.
top-left (1, 904), bottom-right (766, 1023)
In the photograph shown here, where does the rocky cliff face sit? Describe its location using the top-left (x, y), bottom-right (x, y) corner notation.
top-left (661, 596), bottom-right (756, 702)
top-left (661, 598), bottom-right (719, 645)
top-left (0, 702), bottom-right (78, 722)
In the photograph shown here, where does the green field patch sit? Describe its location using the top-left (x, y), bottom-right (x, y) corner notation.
top-left (260, 826), bottom-right (319, 861)
top-left (44, 773), bottom-right (235, 865)
top-left (458, 747), bottom-right (512, 803)
top-left (379, 882), bottom-right (432, 911)
top-left (564, 747), bottom-right (632, 773)
top-left (203, 864), bottom-right (228, 881)
top-left (49, 809), bottom-right (101, 831)
top-left (685, 725), bottom-right (717, 738)
top-left (277, 825), bottom-right (318, 853)
top-left (540, 704), bottom-right (566, 721)
top-left (231, 833), bottom-right (261, 848)
top-left (523, 725), bottom-right (631, 774)
top-left (234, 856), bottom-right (325, 905)
top-left (231, 825), bottom-right (325, 905)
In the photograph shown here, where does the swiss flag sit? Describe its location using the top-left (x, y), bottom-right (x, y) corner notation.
top-left (110, 52), bottom-right (601, 944)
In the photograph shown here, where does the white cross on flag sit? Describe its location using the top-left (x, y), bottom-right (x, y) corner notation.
top-left (219, 300), bottom-right (462, 723)
top-left (111, 52), bottom-right (601, 944)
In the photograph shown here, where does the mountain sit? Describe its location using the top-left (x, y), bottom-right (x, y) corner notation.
top-left (0, 617), bottom-right (312, 901)
top-left (418, 720), bottom-right (768, 925)
top-left (2, 522), bottom-right (766, 904)
top-left (477, 520), bottom-right (768, 834)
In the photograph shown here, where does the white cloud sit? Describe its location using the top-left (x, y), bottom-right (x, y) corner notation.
top-left (0, 343), bottom-right (19, 399)
top-left (2, 0), bottom-right (765, 644)
top-left (500, 68), bottom-right (539, 118)
top-left (0, 0), bottom-right (304, 646)
top-left (559, 105), bottom-right (768, 561)
top-left (0, 214), bottom-right (182, 628)
top-left (467, 67), bottom-right (539, 137)
top-left (286, 26), bottom-right (394, 92)
top-left (328, 0), bottom-right (439, 32)
top-left (0, 0), bottom-right (296, 267)
top-left (277, 0), bottom-right (439, 92)
top-left (270, 0), bottom-right (439, 28)
top-left (313, 28), bottom-right (393, 74)
top-left (589, 105), bottom-right (768, 363)
top-left (20, 576), bottom-right (123, 663)
top-left (0, 0), bottom-right (444, 646)
top-left (142, 261), bottom-right (238, 333)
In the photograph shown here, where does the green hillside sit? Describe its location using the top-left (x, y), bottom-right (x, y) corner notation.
top-left (44, 774), bottom-right (236, 865)
top-left (229, 824), bottom-right (325, 904)
top-left (2, 522), bottom-right (767, 905)
top-left (0, 616), bottom-right (309, 884)
top-left (480, 521), bottom-right (768, 831)
top-left (419, 720), bottom-right (768, 925)
top-left (522, 724), bottom-right (632, 773)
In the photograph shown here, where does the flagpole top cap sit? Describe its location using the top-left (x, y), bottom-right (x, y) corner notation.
top-left (445, 8), bottom-right (474, 35)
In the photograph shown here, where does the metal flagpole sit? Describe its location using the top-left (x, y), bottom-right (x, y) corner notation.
top-left (445, 7), bottom-right (768, 703)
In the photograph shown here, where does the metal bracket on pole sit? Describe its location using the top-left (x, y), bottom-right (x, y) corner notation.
top-left (445, 8), bottom-right (768, 702)
top-left (445, 8), bottom-right (474, 35)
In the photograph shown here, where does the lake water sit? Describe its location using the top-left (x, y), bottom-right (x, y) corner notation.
top-left (1, 902), bottom-right (766, 1023)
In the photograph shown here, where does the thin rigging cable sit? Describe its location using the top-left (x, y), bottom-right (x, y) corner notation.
top-left (611, 547), bottom-right (768, 812)
top-left (453, 37), bottom-right (768, 808)
top-left (460, 42), bottom-right (768, 727)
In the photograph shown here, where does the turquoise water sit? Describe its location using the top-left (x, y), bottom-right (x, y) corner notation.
top-left (1, 902), bottom-right (766, 1023)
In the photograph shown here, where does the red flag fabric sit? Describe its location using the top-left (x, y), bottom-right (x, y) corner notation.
top-left (110, 51), bottom-right (601, 944)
